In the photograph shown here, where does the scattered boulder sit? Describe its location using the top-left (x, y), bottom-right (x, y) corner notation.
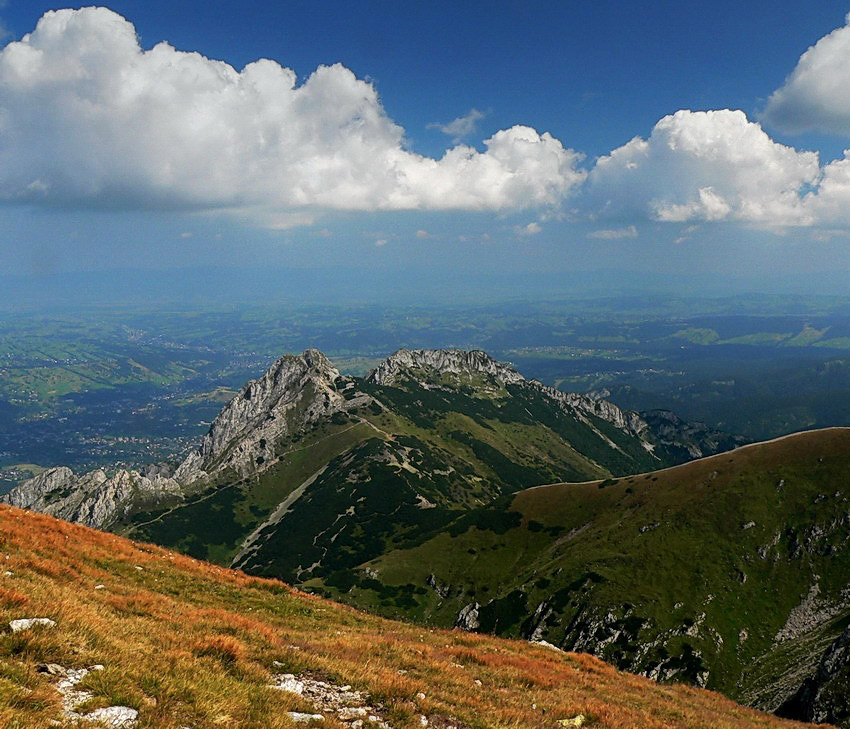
top-left (454, 603), bottom-right (480, 631)
top-left (83, 706), bottom-right (139, 727)
top-left (557, 716), bottom-right (586, 727)
top-left (288, 712), bottom-right (325, 723)
top-left (37, 662), bottom-right (138, 727)
top-left (530, 639), bottom-right (563, 652)
top-left (272, 672), bottom-right (390, 728)
top-left (9, 617), bottom-right (56, 632)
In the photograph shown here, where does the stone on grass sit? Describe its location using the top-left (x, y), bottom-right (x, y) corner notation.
top-left (9, 617), bottom-right (56, 632)
top-left (272, 673), bottom-right (305, 694)
top-left (82, 705), bottom-right (138, 727)
top-left (288, 712), bottom-right (325, 723)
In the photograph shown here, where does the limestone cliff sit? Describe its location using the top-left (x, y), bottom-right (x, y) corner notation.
top-left (3, 465), bottom-right (182, 530)
top-left (174, 348), bottom-right (347, 482)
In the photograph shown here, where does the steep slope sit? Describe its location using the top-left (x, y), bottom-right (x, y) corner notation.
top-left (6, 348), bottom-right (733, 580)
top-left (0, 502), bottom-right (826, 729)
top-left (314, 428), bottom-right (850, 727)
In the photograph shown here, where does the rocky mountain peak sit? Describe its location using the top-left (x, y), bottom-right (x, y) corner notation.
top-left (367, 348), bottom-right (526, 387)
top-left (174, 348), bottom-right (346, 481)
top-left (3, 466), bottom-right (182, 530)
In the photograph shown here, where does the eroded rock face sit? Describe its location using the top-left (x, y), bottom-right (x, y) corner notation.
top-left (779, 625), bottom-right (850, 726)
top-left (175, 348), bottom-right (346, 482)
top-left (367, 349), bottom-right (525, 388)
top-left (3, 467), bottom-right (182, 530)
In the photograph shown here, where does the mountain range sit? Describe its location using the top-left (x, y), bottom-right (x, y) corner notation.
top-left (5, 348), bottom-right (738, 575)
top-left (9, 347), bottom-right (849, 726)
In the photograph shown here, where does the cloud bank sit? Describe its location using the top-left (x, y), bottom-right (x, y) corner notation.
top-left (587, 110), bottom-right (819, 226)
top-left (763, 13), bottom-right (850, 136)
top-left (6, 7), bottom-right (850, 235)
top-left (0, 8), bottom-right (584, 216)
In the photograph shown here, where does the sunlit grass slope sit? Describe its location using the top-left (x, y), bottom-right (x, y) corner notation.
top-left (0, 504), bottom-right (827, 729)
top-left (322, 428), bottom-right (850, 711)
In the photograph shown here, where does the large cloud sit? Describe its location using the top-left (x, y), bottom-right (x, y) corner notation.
top-left (763, 13), bottom-right (850, 136)
top-left (586, 109), bottom-right (820, 226)
top-left (0, 8), bottom-right (584, 216)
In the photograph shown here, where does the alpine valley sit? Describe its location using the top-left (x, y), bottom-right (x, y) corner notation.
top-left (6, 348), bottom-right (849, 726)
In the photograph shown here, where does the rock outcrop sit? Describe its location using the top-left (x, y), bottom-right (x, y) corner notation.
top-left (175, 348), bottom-right (347, 482)
top-left (367, 348), bottom-right (736, 462)
top-left (639, 409), bottom-right (749, 460)
top-left (778, 624), bottom-right (850, 726)
top-left (3, 466), bottom-right (182, 530)
top-left (368, 348), bottom-right (525, 387)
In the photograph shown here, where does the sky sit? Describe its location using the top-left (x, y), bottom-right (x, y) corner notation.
top-left (3, 1), bottom-right (850, 302)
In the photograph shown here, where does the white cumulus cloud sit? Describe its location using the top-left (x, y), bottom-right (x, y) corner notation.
top-left (587, 225), bottom-right (637, 239)
top-left (763, 13), bottom-right (850, 136)
top-left (516, 222), bottom-right (542, 236)
top-left (428, 108), bottom-right (486, 142)
top-left (586, 109), bottom-right (819, 226)
top-left (0, 8), bottom-right (585, 221)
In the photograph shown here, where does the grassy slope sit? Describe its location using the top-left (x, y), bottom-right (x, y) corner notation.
top-left (317, 429), bottom-right (850, 707)
top-left (0, 504), bottom-right (828, 729)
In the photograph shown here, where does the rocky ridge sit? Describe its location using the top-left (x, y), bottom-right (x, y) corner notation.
top-left (3, 465), bottom-right (182, 531)
top-left (175, 347), bottom-right (349, 482)
top-left (366, 348), bottom-right (736, 461)
top-left (5, 347), bottom-right (728, 533)
top-left (3, 349), bottom-right (360, 530)
top-left (367, 348), bottom-right (526, 388)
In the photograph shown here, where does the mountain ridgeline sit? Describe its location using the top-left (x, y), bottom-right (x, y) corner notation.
top-left (320, 427), bottom-right (850, 726)
top-left (22, 347), bottom-right (837, 720)
top-left (5, 348), bottom-right (737, 575)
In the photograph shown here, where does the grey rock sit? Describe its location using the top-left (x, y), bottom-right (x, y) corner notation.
top-left (83, 706), bottom-right (139, 727)
top-left (273, 672), bottom-right (392, 727)
top-left (175, 348), bottom-right (345, 482)
top-left (9, 617), bottom-right (56, 632)
top-left (367, 348), bottom-right (526, 387)
top-left (455, 602), bottom-right (480, 631)
top-left (271, 673), bottom-right (305, 694)
top-left (3, 466), bottom-right (182, 531)
top-left (289, 713), bottom-right (325, 723)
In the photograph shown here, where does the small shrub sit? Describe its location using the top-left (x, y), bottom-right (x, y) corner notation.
top-left (192, 635), bottom-right (247, 665)
top-left (0, 587), bottom-right (29, 608)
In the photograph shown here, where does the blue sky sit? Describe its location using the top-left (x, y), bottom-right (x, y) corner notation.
top-left (3, 1), bottom-right (850, 300)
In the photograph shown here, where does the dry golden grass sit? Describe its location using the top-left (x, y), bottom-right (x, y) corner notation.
top-left (0, 504), bottom-right (833, 729)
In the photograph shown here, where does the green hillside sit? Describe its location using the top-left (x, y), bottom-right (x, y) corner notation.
top-left (310, 428), bottom-right (850, 726)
